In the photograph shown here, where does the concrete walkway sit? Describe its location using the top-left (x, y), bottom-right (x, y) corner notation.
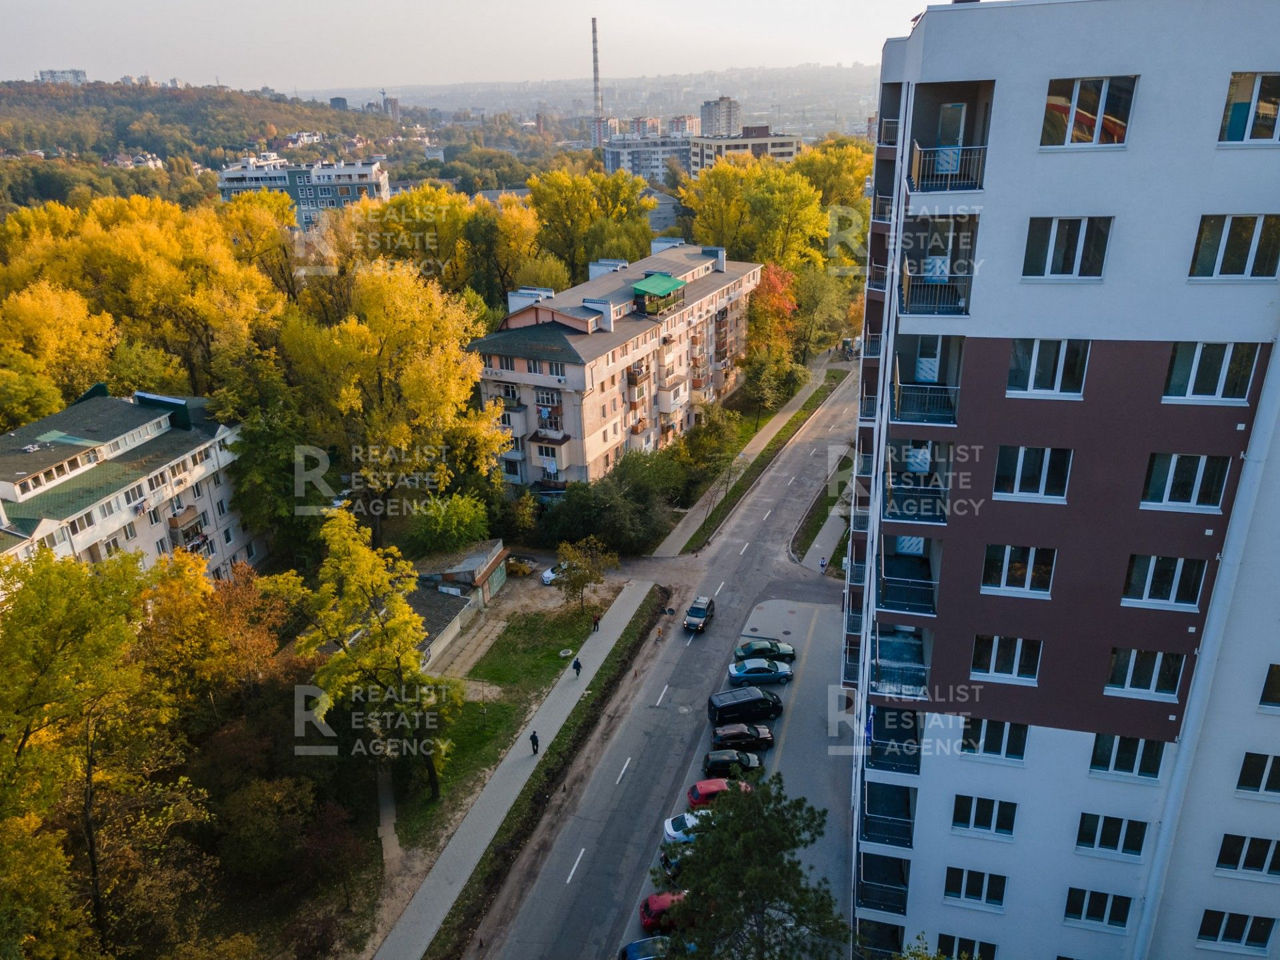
top-left (798, 440), bottom-right (853, 574)
top-left (373, 579), bottom-right (658, 960)
top-left (652, 357), bottom-right (850, 558)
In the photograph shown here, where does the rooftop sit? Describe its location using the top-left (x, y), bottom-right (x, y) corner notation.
top-left (0, 395), bottom-right (164, 480)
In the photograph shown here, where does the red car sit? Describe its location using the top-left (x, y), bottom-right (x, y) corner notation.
top-left (686, 777), bottom-right (751, 808)
top-left (639, 891), bottom-right (685, 933)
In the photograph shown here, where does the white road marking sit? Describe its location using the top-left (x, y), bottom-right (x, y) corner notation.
top-left (763, 509), bottom-right (772, 521)
top-left (687, 633), bottom-right (694, 646)
top-left (616, 757), bottom-right (631, 785)
top-left (787, 476), bottom-right (796, 486)
top-left (566, 847), bottom-right (586, 884)
top-left (809, 448), bottom-right (818, 456)
top-left (655, 684), bottom-right (669, 707)
top-left (715, 581), bottom-right (725, 596)
top-left (739, 542), bottom-right (750, 555)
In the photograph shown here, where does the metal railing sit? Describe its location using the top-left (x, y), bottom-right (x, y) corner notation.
top-left (870, 631), bottom-right (929, 698)
top-left (877, 572), bottom-right (938, 616)
top-left (871, 194), bottom-right (893, 221)
top-left (867, 263), bottom-right (888, 291)
top-left (909, 142), bottom-right (987, 192)
top-left (859, 394), bottom-right (878, 421)
top-left (851, 507), bottom-right (871, 532)
top-left (878, 118), bottom-right (900, 146)
top-left (892, 384), bottom-right (959, 425)
top-left (855, 452), bottom-right (874, 478)
top-left (856, 878), bottom-right (909, 915)
top-left (867, 736), bottom-right (921, 774)
top-left (863, 334), bottom-right (882, 359)
top-left (883, 474), bottom-right (950, 524)
top-left (860, 809), bottom-right (914, 847)
top-left (899, 272), bottom-right (971, 315)
top-left (849, 560), bottom-right (867, 586)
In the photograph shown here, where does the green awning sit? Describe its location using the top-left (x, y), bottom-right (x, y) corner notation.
top-left (633, 274), bottom-right (686, 297)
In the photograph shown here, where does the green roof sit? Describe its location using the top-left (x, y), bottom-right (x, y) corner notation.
top-left (632, 274), bottom-right (686, 297)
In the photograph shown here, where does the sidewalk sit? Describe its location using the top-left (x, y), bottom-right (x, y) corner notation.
top-left (800, 499), bottom-right (850, 574)
top-left (651, 357), bottom-right (849, 558)
top-left (372, 579), bottom-right (657, 960)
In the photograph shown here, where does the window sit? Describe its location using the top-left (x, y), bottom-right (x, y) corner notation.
top-left (1077, 813), bottom-right (1147, 856)
top-left (1007, 339), bottom-right (1089, 395)
top-left (245, 541), bottom-right (256, 560)
top-left (1065, 888), bottom-right (1132, 928)
top-left (534, 388), bottom-right (561, 407)
top-left (1262, 665), bottom-right (1280, 707)
top-left (499, 382), bottom-right (519, 402)
top-left (1217, 834), bottom-right (1280, 877)
top-left (1164, 342), bottom-right (1257, 401)
top-left (1090, 734), bottom-right (1165, 778)
top-left (1219, 72), bottom-right (1280, 143)
top-left (1023, 217), bottom-right (1112, 277)
top-left (982, 544), bottom-right (1056, 594)
top-left (944, 867), bottom-right (1006, 907)
top-left (1198, 910), bottom-right (1275, 949)
top-left (148, 471), bottom-right (167, 491)
top-left (123, 484), bottom-right (145, 505)
top-left (102, 537), bottom-right (121, 557)
top-left (535, 444), bottom-right (556, 460)
top-left (1237, 753), bottom-right (1280, 794)
top-left (1189, 215), bottom-right (1280, 278)
top-left (961, 718), bottom-right (1027, 760)
top-left (952, 795), bottom-right (1017, 835)
top-left (503, 459), bottom-right (520, 477)
top-left (497, 355), bottom-right (515, 372)
top-left (223, 528), bottom-right (233, 544)
top-left (99, 499), bottom-right (117, 520)
top-left (1142, 454), bottom-right (1229, 508)
top-left (994, 446), bottom-right (1071, 499)
top-left (1041, 76), bottom-right (1137, 146)
top-left (192, 447), bottom-right (211, 466)
top-left (68, 511), bottom-right (96, 535)
top-left (547, 361), bottom-right (566, 377)
top-left (191, 480), bottom-right (202, 499)
top-left (527, 359), bottom-right (542, 375)
top-left (122, 522), bottom-right (137, 541)
top-left (211, 471), bottom-right (222, 487)
top-left (971, 635), bottom-right (1041, 681)
top-left (1122, 555), bottom-right (1206, 607)
top-left (1106, 648), bottom-right (1184, 697)
top-left (155, 538), bottom-right (168, 556)
top-left (148, 507), bottom-right (161, 526)
top-left (937, 934), bottom-right (995, 960)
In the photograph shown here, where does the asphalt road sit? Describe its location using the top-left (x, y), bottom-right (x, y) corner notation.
top-left (488, 368), bottom-right (859, 960)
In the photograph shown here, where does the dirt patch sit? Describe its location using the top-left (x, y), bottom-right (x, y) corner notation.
top-left (461, 610), bottom-right (673, 959)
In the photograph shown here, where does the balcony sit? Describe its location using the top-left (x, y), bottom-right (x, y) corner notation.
top-left (891, 384), bottom-right (958, 425)
top-left (843, 634), bottom-right (860, 687)
top-left (867, 263), bottom-right (888, 292)
top-left (630, 419), bottom-right (648, 435)
top-left (870, 630), bottom-right (929, 699)
top-left (909, 142), bottom-right (987, 192)
top-left (878, 118), bottom-right (900, 146)
top-left (849, 560), bottom-right (867, 587)
top-left (857, 854), bottom-right (910, 916)
top-left (168, 504), bottom-right (199, 530)
top-left (863, 334), bottom-right (882, 359)
top-left (859, 394), bottom-right (878, 422)
top-left (871, 195), bottom-right (893, 222)
top-left (899, 272), bottom-right (971, 315)
top-left (883, 473), bottom-right (949, 524)
top-left (851, 506), bottom-right (870, 532)
top-left (877, 555), bottom-right (937, 616)
top-left (855, 452), bottom-right (874, 479)
top-left (857, 878), bottom-right (908, 916)
top-left (626, 365), bottom-right (651, 386)
top-left (861, 783), bottom-right (915, 848)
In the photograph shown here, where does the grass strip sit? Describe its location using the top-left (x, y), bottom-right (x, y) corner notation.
top-left (422, 583), bottom-right (670, 960)
top-left (790, 452), bottom-right (853, 560)
top-left (681, 369), bottom-right (849, 554)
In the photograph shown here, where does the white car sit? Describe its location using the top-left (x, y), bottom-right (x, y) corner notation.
top-left (541, 562), bottom-right (566, 585)
top-left (663, 809), bottom-right (709, 845)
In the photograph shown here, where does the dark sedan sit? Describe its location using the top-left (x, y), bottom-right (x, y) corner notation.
top-left (702, 749), bottom-right (762, 778)
top-left (733, 638), bottom-right (797, 663)
top-left (711, 722), bottom-right (774, 752)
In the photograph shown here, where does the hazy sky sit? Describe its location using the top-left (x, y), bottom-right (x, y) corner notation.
top-left (6, 0), bottom-right (926, 92)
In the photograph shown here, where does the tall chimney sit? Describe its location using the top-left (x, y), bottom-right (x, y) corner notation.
top-left (592, 18), bottom-right (602, 118)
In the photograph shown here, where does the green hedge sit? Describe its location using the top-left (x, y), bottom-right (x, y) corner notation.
top-left (422, 584), bottom-right (670, 959)
top-left (682, 369), bottom-right (849, 554)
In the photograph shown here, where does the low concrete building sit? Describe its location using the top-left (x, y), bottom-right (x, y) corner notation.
top-left (217, 153), bottom-right (390, 228)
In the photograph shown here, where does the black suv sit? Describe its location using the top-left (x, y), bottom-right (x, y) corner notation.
top-left (683, 596), bottom-right (715, 632)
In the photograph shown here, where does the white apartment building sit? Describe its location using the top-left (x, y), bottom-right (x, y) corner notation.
top-left (689, 125), bottom-right (803, 175)
top-left (0, 389), bottom-right (262, 580)
top-left (472, 243), bottom-right (760, 490)
top-left (847, 2), bottom-right (1280, 959)
top-left (602, 134), bottom-right (692, 182)
top-left (217, 153), bottom-right (390, 228)
top-left (700, 96), bottom-right (741, 137)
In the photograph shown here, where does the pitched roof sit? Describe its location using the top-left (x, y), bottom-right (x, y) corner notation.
top-left (0, 396), bottom-right (164, 480)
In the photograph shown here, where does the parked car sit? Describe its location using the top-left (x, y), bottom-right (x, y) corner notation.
top-left (707, 686), bottom-right (783, 725)
top-left (639, 891), bottom-right (685, 933)
top-left (663, 809), bottom-right (709, 844)
top-left (711, 722), bottom-right (774, 752)
top-left (686, 777), bottom-right (752, 808)
top-left (727, 658), bottom-right (793, 687)
top-left (507, 554), bottom-right (538, 576)
top-left (618, 936), bottom-right (671, 960)
top-left (682, 596), bottom-right (715, 632)
top-left (733, 639), bottom-right (797, 663)
top-left (541, 562), bottom-right (566, 585)
top-left (702, 749), bottom-right (762, 778)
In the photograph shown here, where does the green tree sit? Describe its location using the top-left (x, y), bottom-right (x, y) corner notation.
top-left (792, 266), bottom-right (852, 364)
top-left (740, 351), bottom-right (785, 428)
top-left (513, 251), bottom-right (571, 291)
top-left (528, 169), bottom-right (599, 283)
top-left (555, 535), bottom-right (619, 610)
top-left (657, 773), bottom-right (847, 959)
top-left (745, 163), bottom-right (828, 271)
top-left (891, 935), bottom-right (952, 959)
top-left (681, 157), bottom-right (754, 260)
top-left (408, 492), bottom-right (490, 555)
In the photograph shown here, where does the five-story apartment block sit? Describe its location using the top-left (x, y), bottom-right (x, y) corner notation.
top-left (847, 2), bottom-right (1280, 959)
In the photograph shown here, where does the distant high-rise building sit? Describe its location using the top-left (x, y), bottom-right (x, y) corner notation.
top-left (700, 96), bottom-right (741, 137)
top-left (217, 154), bottom-right (390, 229)
top-left (689, 125), bottom-right (800, 175)
top-left (37, 69), bottom-right (86, 86)
top-left (383, 96), bottom-right (401, 125)
top-left (330, 96), bottom-right (349, 111)
top-left (669, 114), bottom-right (701, 136)
top-left (631, 116), bottom-right (662, 136)
top-left (603, 135), bottom-right (691, 182)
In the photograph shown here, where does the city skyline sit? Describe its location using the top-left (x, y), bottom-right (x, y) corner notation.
top-left (6, 0), bottom-right (924, 92)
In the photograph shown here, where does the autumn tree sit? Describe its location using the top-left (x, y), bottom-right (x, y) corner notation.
top-left (555, 535), bottom-right (620, 610)
top-left (681, 156), bottom-right (754, 260)
top-left (746, 263), bottom-right (798, 357)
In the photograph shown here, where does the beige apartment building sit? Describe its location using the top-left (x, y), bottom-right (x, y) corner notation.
top-left (689, 124), bottom-right (803, 175)
top-left (473, 243), bottom-right (761, 490)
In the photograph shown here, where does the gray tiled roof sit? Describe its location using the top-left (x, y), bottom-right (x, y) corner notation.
top-left (0, 396), bottom-right (163, 480)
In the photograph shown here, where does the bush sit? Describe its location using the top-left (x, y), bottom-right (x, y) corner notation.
top-left (536, 478), bottom-right (670, 555)
top-left (407, 493), bottom-right (489, 555)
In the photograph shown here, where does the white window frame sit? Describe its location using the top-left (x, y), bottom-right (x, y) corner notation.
top-left (1065, 887), bottom-right (1132, 929)
top-left (1076, 812), bottom-right (1147, 858)
top-left (937, 934), bottom-right (996, 960)
top-left (1238, 753), bottom-right (1280, 796)
top-left (497, 355), bottom-right (515, 372)
top-left (943, 867), bottom-right (1006, 908)
top-left (1216, 834), bottom-right (1280, 879)
top-left (993, 446), bottom-right (1071, 501)
top-left (1023, 217), bottom-right (1112, 278)
top-left (547, 361), bottom-right (566, 377)
top-left (1219, 73), bottom-right (1280, 144)
top-left (1189, 215), bottom-right (1280, 279)
top-left (1141, 453), bottom-right (1229, 511)
top-left (123, 521), bottom-right (137, 541)
top-left (971, 634), bottom-right (1041, 684)
top-left (528, 359), bottom-right (542, 375)
top-left (1121, 554), bottom-right (1205, 610)
top-left (1043, 76), bottom-right (1136, 148)
top-left (1198, 910), bottom-right (1276, 950)
top-left (952, 794), bottom-right (1017, 837)
top-left (1105, 648), bottom-right (1184, 700)
top-left (1163, 341), bottom-right (1258, 403)
top-left (981, 544), bottom-right (1056, 597)
top-left (1090, 734), bottom-right (1165, 780)
top-left (1007, 339), bottom-right (1089, 397)
top-left (960, 717), bottom-right (1027, 761)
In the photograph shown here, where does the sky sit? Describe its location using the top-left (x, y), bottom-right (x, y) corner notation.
top-left (5, 0), bottom-right (926, 92)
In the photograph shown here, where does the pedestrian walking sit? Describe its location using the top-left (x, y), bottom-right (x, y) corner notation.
top-left (592, 613), bottom-right (600, 632)
top-left (819, 556), bottom-right (828, 573)
top-left (656, 626), bottom-right (663, 641)
top-left (572, 657), bottom-right (582, 678)
top-left (529, 731), bottom-right (539, 755)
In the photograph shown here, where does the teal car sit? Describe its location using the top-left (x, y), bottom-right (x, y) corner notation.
top-left (727, 658), bottom-right (793, 687)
